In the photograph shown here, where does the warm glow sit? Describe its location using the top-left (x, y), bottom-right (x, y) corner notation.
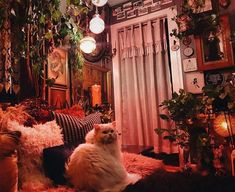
top-left (89, 14), bottom-right (105, 34)
top-left (79, 36), bottom-right (96, 54)
top-left (91, 84), bottom-right (101, 106)
top-left (221, 121), bottom-right (228, 130)
top-left (92, 0), bottom-right (108, 7)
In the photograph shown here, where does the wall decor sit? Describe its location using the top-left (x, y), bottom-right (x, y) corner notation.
top-left (143, 0), bottom-right (153, 7)
top-left (48, 86), bottom-right (68, 109)
top-left (111, 0), bottom-right (173, 24)
top-left (48, 48), bottom-right (68, 86)
top-left (150, 2), bottom-right (161, 12)
top-left (195, 14), bottom-right (233, 71)
top-left (133, 1), bottom-right (143, 9)
top-left (138, 6), bottom-right (149, 16)
top-left (117, 11), bottom-right (126, 20)
top-left (183, 58), bottom-right (198, 72)
top-left (186, 0), bottom-right (213, 13)
top-left (185, 72), bottom-right (205, 94)
top-left (161, 0), bottom-right (173, 5)
top-left (123, 2), bottom-right (133, 11)
top-left (126, 10), bottom-right (136, 19)
top-left (183, 47), bottom-right (194, 57)
top-left (112, 7), bottom-right (122, 16)
top-left (205, 70), bottom-right (235, 86)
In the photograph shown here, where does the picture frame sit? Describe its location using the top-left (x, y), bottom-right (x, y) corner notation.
top-left (186, 0), bottom-right (213, 13)
top-left (48, 86), bottom-right (69, 109)
top-left (195, 14), bottom-right (233, 71)
top-left (48, 47), bottom-right (68, 86)
top-left (117, 11), bottom-right (126, 20)
top-left (185, 72), bottom-right (205, 94)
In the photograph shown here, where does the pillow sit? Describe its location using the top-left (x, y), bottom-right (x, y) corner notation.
top-left (43, 145), bottom-right (75, 185)
top-left (53, 112), bottom-right (102, 146)
top-left (7, 120), bottom-right (64, 191)
top-left (53, 112), bottom-right (86, 146)
top-left (55, 104), bottom-right (85, 119)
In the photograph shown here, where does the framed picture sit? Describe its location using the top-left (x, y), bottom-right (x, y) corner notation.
top-left (186, 0), bottom-right (213, 13)
top-left (126, 9), bottom-right (136, 19)
top-left (48, 48), bottom-right (68, 86)
top-left (48, 86), bottom-right (68, 109)
top-left (195, 15), bottom-right (233, 71)
top-left (117, 11), bottom-right (126, 20)
top-left (185, 72), bottom-right (205, 94)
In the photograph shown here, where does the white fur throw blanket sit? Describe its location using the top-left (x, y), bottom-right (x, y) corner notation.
top-left (8, 121), bottom-right (64, 191)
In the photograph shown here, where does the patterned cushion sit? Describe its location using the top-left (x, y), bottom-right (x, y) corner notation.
top-left (52, 112), bottom-right (102, 146)
top-left (82, 112), bottom-right (102, 134)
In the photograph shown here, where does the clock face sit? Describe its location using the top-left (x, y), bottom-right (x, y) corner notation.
top-left (183, 47), bottom-right (194, 57)
top-left (82, 32), bottom-right (107, 63)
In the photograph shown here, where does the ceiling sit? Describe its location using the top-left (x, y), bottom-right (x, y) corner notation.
top-left (108, 0), bottom-right (129, 7)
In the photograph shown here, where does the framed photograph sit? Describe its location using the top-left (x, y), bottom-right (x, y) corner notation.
top-left (48, 86), bottom-right (68, 109)
top-left (123, 2), bottom-right (133, 11)
top-left (138, 6), bottom-right (149, 16)
top-left (150, 1), bottom-right (161, 12)
top-left (195, 15), bottom-right (233, 71)
top-left (143, 0), bottom-right (153, 7)
top-left (113, 7), bottom-right (122, 16)
top-left (48, 48), bottom-right (68, 86)
top-left (133, 1), bottom-right (143, 9)
top-left (117, 11), bottom-right (126, 20)
top-left (185, 72), bottom-right (205, 94)
top-left (161, 0), bottom-right (172, 5)
top-left (126, 9), bottom-right (136, 19)
top-left (186, 0), bottom-right (213, 13)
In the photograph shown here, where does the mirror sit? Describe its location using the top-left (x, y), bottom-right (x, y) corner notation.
top-left (195, 14), bottom-right (233, 71)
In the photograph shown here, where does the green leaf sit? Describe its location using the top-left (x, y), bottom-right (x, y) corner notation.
top-left (44, 32), bottom-right (53, 39)
top-left (159, 114), bottom-right (170, 120)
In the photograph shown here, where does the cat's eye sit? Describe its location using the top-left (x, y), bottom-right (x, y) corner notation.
top-left (102, 131), bottom-right (108, 134)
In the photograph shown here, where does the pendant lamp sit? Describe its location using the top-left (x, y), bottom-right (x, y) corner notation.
top-left (92, 0), bottom-right (108, 7)
top-left (80, 36), bottom-right (96, 54)
top-left (89, 13), bottom-right (105, 34)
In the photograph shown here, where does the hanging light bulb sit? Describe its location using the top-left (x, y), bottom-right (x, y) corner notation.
top-left (80, 36), bottom-right (96, 54)
top-left (89, 14), bottom-right (105, 34)
top-left (92, 0), bottom-right (108, 7)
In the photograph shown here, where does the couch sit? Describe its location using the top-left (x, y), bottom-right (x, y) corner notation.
top-left (0, 100), bottom-right (163, 192)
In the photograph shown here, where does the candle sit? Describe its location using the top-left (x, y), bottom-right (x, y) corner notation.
top-left (91, 84), bottom-right (101, 107)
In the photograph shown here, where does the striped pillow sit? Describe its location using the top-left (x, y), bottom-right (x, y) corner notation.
top-left (82, 112), bottom-right (102, 133)
top-left (52, 112), bottom-right (86, 146)
top-left (52, 112), bottom-right (102, 146)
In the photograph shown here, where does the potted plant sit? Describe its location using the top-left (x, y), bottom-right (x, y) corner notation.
top-left (155, 89), bottom-right (211, 170)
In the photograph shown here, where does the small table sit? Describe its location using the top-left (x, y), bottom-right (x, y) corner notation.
top-left (121, 145), bottom-right (154, 155)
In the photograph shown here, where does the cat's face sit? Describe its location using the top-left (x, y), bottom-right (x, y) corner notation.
top-left (93, 122), bottom-right (117, 144)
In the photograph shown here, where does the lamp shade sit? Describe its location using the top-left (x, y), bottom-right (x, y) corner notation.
top-left (79, 36), bottom-right (96, 54)
top-left (92, 0), bottom-right (108, 7)
top-left (89, 14), bottom-right (105, 34)
top-left (213, 114), bottom-right (235, 137)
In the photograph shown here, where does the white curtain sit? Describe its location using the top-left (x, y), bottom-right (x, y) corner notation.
top-left (117, 18), bottom-right (175, 153)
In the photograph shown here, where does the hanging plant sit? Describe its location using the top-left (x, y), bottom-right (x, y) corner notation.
top-left (0, 0), bottom-right (89, 96)
top-left (170, 1), bottom-right (220, 39)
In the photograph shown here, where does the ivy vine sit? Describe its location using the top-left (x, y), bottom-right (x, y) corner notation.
top-left (0, 0), bottom-right (88, 96)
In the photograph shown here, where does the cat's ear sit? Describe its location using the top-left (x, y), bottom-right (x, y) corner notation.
top-left (94, 124), bottom-right (101, 131)
top-left (111, 121), bottom-right (116, 127)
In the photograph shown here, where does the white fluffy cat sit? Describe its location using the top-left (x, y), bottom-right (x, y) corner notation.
top-left (66, 122), bottom-right (140, 192)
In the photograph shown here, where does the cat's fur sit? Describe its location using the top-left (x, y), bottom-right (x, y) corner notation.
top-left (66, 122), bottom-right (140, 192)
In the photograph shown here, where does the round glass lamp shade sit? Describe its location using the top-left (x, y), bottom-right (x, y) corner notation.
top-left (79, 36), bottom-right (96, 54)
top-left (213, 114), bottom-right (235, 137)
top-left (89, 14), bottom-right (105, 34)
top-left (92, 0), bottom-right (108, 7)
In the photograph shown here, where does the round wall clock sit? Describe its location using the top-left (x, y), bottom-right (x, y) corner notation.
top-left (82, 32), bottom-right (107, 63)
top-left (183, 47), bottom-right (194, 57)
